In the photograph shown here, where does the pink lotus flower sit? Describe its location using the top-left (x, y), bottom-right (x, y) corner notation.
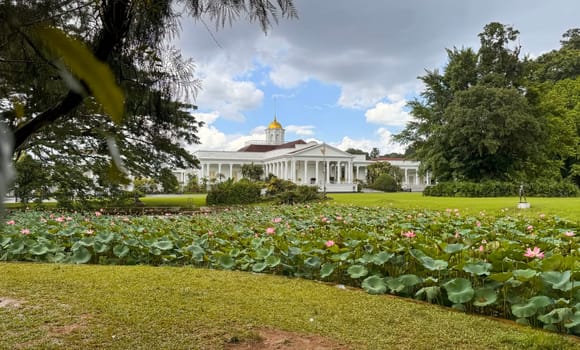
top-left (402, 231), bottom-right (416, 238)
top-left (95, 211), bottom-right (102, 217)
top-left (564, 231), bottom-right (575, 237)
top-left (272, 217), bottom-right (282, 223)
top-left (55, 216), bottom-right (65, 223)
top-left (454, 231), bottom-right (461, 238)
top-left (524, 247), bottom-right (544, 259)
top-left (266, 227), bottom-right (275, 235)
top-left (21, 228), bottom-right (30, 235)
top-left (6, 220), bottom-right (15, 225)
top-left (476, 221), bottom-right (481, 228)
top-left (539, 213), bottom-right (545, 219)
top-left (478, 245), bottom-right (484, 252)
top-left (325, 240), bottom-right (335, 247)
top-left (526, 225), bottom-right (534, 231)
top-left (335, 216), bottom-right (343, 221)
top-left (86, 229), bottom-right (94, 235)
top-left (66, 216), bottom-right (73, 221)
top-left (321, 217), bottom-right (328, 223)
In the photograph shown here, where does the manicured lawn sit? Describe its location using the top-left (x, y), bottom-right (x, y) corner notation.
top-left (1, 263), bottom-right (578, 350)
top-left (139, 194), bottom-right (207, 208)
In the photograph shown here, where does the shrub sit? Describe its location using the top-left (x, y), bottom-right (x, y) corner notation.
top-left (276, 185), bottom-right (323, 204)
top-left (265, 177), bottom-right (297, 195)
top-left (206, 179), bottom-right (262, 205)
top-left (424, 180), bottom-right (579, 197)
top-left (371, 174), bottom-right (398, 192)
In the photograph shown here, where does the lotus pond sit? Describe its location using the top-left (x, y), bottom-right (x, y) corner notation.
top-left (2, 204), bottom-right (579, 336)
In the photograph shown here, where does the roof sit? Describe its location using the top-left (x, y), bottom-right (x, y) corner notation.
top-left (237, 139), bottom-right (306, 153)
top-left (268, 117), bottom-right (283, 129)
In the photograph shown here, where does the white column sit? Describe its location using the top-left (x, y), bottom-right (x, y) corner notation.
top-left (217, 163), bottom-right (222, 181)
top-left (404, 168), bottom-right (408, 186)
top-left (326, 161), bottom-right (330, 183)
top-left (348, 161), bottom-right (352, 183)
top-left (415, 169), bottom-right (419, 185)
top-left (315, 161), bottom-right (319, 184)
top-left (291, 160), bottom-right (296, 182)
top-left (356, 166), bottom-right (360, 181)
top-left (303, 160), bottom-right (308, 184)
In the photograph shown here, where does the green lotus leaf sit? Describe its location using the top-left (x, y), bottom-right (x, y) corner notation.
top-left (541, 254), bottom-right (563, 271)
top-left (320, 263), bottom-right (335, 278)
top-left (229, 248), bottom-right (241, 257)
top-left (362, 275), bottom-right (387, 295)
top-left (386, 278), bottom-right (405, 293)
top-left (113, 245), bottom-right (129, 258)
top-left (265, 255), bottom-right (281, 267)
top-left (416, 286), bottom-right (441, 303)
top-left (563, 312), bottom-right (580, 329)
top-left (516, 318), bottom-right (530, 326)
top-left (0, 236), bottom-right (11, 247)
top-left (541, 271), bottom-right (572, 291)
top-left (9, 241), bottom-right (25, 255)
top-left (29, 244), bottom-right (49, 256)
top-left (512, 269), bottom-right (538, 281)
top-left (330, 251), bottom-right (351, 262)
top-left (304, 256), bottom-right (321, 269)
top-left (444, 278), bottom-right (474, 304)
top-left (187, 245), bottom-right (205, 262)
top-left (420, 256), bottom-right (448, 271)
top-left (357, 253), bottom-right (374, 264)
top-left (78, 237), bottom-right (94, 247)
top-left (93, 241), bottom-right (109, 254)
top-left (95, 232), bottom-right (115, 244)
top-left (152, 240), bottom-right (173, 251)
top-left (538, 307), bottom-right (573, 324)
top-left (347, 264), bottom-right (368, 279)
top-left (444, 243), bottom-right (466, 254)
top-left (473, 288), bottom-right (497, 307)
top-left (255, 247), bottom-right (272, 260)
top-left (252, 261), bottom-right (267, 272)
top-left (529, 296), bottom-right (553, 309)
top-left (219, 255), bottom-right (235, 269)
top-left (463, 262), bottom-right (492, 276)
top-left (73, 246), bottom-right (91, 264)
top-left (372, 251), bottom-right (394, 265)
top-left (398, 274), bottom-right (422, 287)
top-left (489, 272), bottom-right (513, 282)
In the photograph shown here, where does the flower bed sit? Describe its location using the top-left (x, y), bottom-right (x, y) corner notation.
top-left (1, 204), bottom-right (579, 335)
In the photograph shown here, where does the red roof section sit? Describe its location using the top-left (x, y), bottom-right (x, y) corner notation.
top-left (237, 139), bottom-right (307, 152)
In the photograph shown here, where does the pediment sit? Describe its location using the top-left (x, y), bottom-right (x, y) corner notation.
top-left (291, 143), bottom-right (353, 158)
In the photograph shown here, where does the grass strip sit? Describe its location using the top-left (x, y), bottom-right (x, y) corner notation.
top-left (0, 263), bottom-right (578, 350)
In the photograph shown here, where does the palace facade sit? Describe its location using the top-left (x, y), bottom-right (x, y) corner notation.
top-left (173, 118), bottom-right (429, 192)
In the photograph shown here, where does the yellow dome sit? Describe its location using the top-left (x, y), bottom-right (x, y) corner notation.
top-left (268, 117), bottom-right (282, 129)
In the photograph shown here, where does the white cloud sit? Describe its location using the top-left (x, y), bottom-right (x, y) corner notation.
top-left (286, 124), bottom-right (315, 136)
top-left (269, 64), bottom-right (309, 88)
top-left (333, 128), bottom-right (406, 155)
top-left (365, 99), bottom-right (412, 126)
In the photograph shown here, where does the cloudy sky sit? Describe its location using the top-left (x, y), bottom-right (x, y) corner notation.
top-left (175, 0), bottom-right (579, 154)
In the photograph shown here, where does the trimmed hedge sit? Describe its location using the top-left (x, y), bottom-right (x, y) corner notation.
top-left (206, 179), bottom-right (262, 205)
top-left (424, 180), bottom-right (579, 197)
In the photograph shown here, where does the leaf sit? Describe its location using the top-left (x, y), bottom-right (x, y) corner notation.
top-left (93, 241), bottom-right (109, 254)
top-left (34, 26), bottom-right (124, 124)
top-left (152, 240), bottom-right (173, 251)
top-left (320, 263), bottom-right (335, 278)
top-left (419, 256), bottom-right (448, 271)
top-left (443, 243), bottom-right (466, 254)
top-left (372, 251), bottom-right (394, 265)
top-left (265, 255), bottom-right (280, 267)
top-left (473, 288), bottom-right (497, 307)
top-left (29, 244), bottom-right (49, 256)
top-left (463, 262), bottom-right (492, 276)
top-left (304, 256), bottom-right (321, 269)
top-left (538, 308), bottom-right (574, 324)
top-left (362, 275), bottom-right (387, 295)
top-left (443, 278), bottom-right (474, 304)
top-left (416, 286), bottom-right (441, 303)
top-left (541, 254), bottom-right (564, 271)
top-left (252, 261), bottom-right (267, 272)
top-left (347, 264), bottom-right (368, 279)
top-left (541, 271), bottom-right (572, 291)
top-left (512, 269), bottom-right (537, 281)
top-left (72, 246), bottom-right (91, 264)
top-left (113, 245), bottom-right (129, 258)
top-left (489, 272), bottom-right (513, 282)
top-left (95, 232), bottom-right (115, 244)
top-left (219, 255), bottom-right (235, 269)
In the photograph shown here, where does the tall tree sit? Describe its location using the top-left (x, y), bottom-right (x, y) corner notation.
top-left (0, 0), bottom-right (297, 201)
top-left (396, 23), bottom-right (545, 182)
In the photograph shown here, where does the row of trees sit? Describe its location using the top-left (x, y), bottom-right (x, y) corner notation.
top-left (396, 23), bottom-right (579, 187)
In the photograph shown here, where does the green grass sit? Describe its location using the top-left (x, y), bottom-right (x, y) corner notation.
top-left (139, 194), bottom-right (207, 208)
top-left (1, 263), bottom-right (578, 350)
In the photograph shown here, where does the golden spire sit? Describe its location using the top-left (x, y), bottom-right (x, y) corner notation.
top-left (268, 116), bottom-right (282, 129)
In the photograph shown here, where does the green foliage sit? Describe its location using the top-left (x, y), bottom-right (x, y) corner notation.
top-left (3, 203), bottom-right (580, 336)
top-left (424, 181), bottom-right (579, 197)
top-left (157, 168), bottom-right (179, 193)
top-left (265, 177), bottom-right (297, 195)
top-left (241, 163), bottom-right (264, 181)
top-left (10, 154), bottom-right (49, 204)
top-left (275, 185), bottom-right (323, 204)
top-left (370, 173), bottom-right (398, 192)
top-left (366, 161), bottom-right (403, 185)
top-left (133, 177), bottom-right (158, 194)
top-left (206, 179), bottom-right (261, 205)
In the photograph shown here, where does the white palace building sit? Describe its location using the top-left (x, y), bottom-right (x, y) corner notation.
top-left (173, 117), bottom-right (430, 192)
